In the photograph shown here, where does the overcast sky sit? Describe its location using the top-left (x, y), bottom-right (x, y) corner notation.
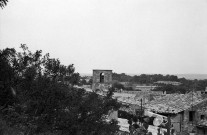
top-left (0, 0), bottom-right (207, 75)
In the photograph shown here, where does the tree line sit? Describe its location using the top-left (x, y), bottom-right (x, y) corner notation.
top-left (112, 73), bottom-right (207, 93)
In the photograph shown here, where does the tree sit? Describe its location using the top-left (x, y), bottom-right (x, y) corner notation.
top-left (88, 78), bottom-right (93, 85)
top-left (112, 82), bottom-right (124, 90)
top-left (0, 0), bottom-right (8, 8)
top-left (153, 84), bottom-right (188, 94)
top-left (80, 79), bottom-right (87, 85)
top-left (112, 72), bottom-right (132, 82)
top-left (0, 45), bottom-right (121, 135)
top-left (0, 48), bottom-right (17, 107)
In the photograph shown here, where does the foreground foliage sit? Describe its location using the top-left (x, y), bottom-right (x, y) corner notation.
top-left (0, 0), bottom-right (8, 8)
top-left (0, 45), bottom-right (121, 135)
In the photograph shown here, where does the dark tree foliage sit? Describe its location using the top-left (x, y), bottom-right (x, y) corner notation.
top-left (112, 73), bottom-right (207, 93)
top-left (80, 79), bottom-right (87, 85)
top-left (153, 85), bottom-right (177, 94)
top-left (0, 48), bottom-right (17, 107)
top-left (152, 80), bottom-right (207, 94)
top-left (112, 73), bottom-right (179, 84)
top-left (79, 77), bottom-right (93, 86)
top-left (112, 82), bottom-right (124, 90)
top-left (130, 74), bottom-right (179, 84)
top-left (112, 73), bottom-right (132, 82)
top-left (88, 78), bottom-right (93, 85)
top-left (0, 0), bottom-right (8, 8)
top-left (0, 45), bottom-right (121, 135)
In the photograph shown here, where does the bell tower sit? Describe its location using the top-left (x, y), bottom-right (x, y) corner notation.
top-left (92, 69), bottom-right (112, 92)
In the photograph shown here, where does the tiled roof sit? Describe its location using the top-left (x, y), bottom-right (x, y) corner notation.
top-left (115, 92), bottom-right (163, 115)
top-left (114, 93), bottom-right (139, 105)
top-left (114, 91), bottom-right (164, 105)
top-left (145, 92), bottom-right (207, 114)
top-left (120, 104), bottom-right (141, 115)
top-left (113, 92), bottom-right (207, 115)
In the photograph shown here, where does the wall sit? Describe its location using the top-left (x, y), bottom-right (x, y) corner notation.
top-left (92, 70), bottom-right (112, 91)
top-left (108, 110), bottom-right (118, 121)
top-left (163, 100), bottom-right (207, 134)
top-left (171, 113), bottom-right (183, 132)
top-left (181, 100), bottom-right (207, 134)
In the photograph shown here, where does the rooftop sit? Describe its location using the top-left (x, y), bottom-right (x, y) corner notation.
top-left (145, 92), bottom-right (207, 114)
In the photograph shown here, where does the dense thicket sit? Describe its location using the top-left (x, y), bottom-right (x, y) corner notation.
top-left (0, 45), bottom-right (120, 135)
top-left (0, 0), bottom-right (8, 8)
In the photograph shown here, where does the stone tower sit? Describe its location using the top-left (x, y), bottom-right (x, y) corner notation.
top-left (92, 69), bottom-right (112, 92)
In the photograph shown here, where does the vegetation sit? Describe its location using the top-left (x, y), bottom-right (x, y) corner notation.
top-left (112, 73), bottom-right (207, 93)
top-left (113, 73), bottom-right (179, 84)
top-left (0, 45), bottom-right (121, 135)
top-left (112, 82), bottom-right (124, 91)
top-left (112, 73), bottom-right (132, 82)
top-left (152, 85), bottom-right (187, 94)
top-left (79, 77), bottom-right (92, 86)
top-left (0, 0), bottom-right (8, 8)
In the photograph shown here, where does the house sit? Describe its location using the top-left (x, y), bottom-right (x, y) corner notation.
top-left (114, 91), bottom-right (207, 134)
top-left (110, 92), bottom-right (168, 134)
top-left (145, 92), bottom-right (207, 135)
top-left (109, 91), bottom-right (207, 134)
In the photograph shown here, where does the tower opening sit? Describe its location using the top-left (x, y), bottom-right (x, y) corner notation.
top-left (100, 73), bottom-right (105, 83)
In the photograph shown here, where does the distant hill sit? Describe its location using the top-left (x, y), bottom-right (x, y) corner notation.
top-left (126, 73), bottom-right (207, 80)
top-left (176, 74), bottom-right (207, 80)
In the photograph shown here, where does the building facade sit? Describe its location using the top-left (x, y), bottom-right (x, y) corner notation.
top-left (145, 92), bottom-right (207, 135)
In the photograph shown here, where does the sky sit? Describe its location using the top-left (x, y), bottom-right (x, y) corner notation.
top-left (0, 0), bottom-right (207, 75)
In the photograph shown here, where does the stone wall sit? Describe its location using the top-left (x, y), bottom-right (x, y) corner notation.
top-left (182, 100), bottom-right (207, 134)
top-left (166, 100), bottom-right (207, 134)
top-left (171, 113), bottom-right (182, 132)
top-left (92, 70), bottom-right (112, 91)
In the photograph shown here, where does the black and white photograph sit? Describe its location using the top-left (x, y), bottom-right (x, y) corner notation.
top-left (0, 0), bottom-right (207, 135)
